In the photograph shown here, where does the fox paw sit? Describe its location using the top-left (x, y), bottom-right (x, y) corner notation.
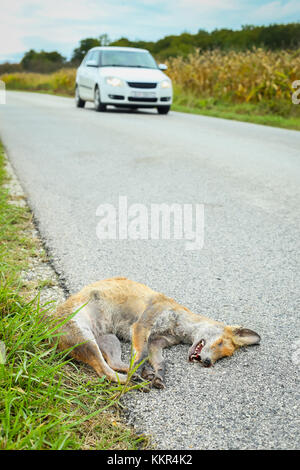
top-left (151, 375), bottom-right (165, 389)
top-left (142, 369), bottom-right (165, 389)
top-left (141, 366), bottom-right (155, 381)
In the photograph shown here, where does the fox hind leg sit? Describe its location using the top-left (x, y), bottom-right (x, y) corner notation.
top-left (97, 334), bottom-right (129, 373)
top-left (58, 332), bottom-right (128, 384)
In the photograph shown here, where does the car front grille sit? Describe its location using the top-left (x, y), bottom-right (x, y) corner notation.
top-left (128, 97), bottom-right (158, 102)
top-left (127, 82), bottom-right (157, 89)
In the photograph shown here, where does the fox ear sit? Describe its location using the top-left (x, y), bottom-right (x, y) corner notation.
top-left (228, 326), bottom-right (261, 346)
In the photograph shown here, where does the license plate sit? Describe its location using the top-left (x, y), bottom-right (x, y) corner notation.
top-left (131, 91), bottom-right (156, 98)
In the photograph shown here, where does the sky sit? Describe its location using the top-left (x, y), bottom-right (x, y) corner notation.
top-left (0, 0), bottom-right (299, 63)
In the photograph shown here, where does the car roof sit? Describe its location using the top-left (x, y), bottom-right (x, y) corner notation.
top-left (89, 46), bottom-right (149, 53)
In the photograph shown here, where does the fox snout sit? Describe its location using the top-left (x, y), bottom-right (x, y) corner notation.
top-left (202, 358), bottom-right (212, 367)
top-left (188, 340), bottom-right (213, 367)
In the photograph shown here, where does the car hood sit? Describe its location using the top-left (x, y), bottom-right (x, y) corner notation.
top-left (99, 67), bottom-right (169, 82)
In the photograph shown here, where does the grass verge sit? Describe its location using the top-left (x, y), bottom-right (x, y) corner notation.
top-left (0, 143), bottom-right (149, 450)
top-left (172, 88), bottom-right (300, 131)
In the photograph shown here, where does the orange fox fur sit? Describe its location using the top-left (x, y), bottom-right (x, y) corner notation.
top-left (54, 277), bottom-right (260, 388)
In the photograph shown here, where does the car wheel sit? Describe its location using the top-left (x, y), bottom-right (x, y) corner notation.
top-left (94, 87), bottom-right (106, 112)
top-left (75, 85), bottom-right (85, 108)
top-left (157, 106), bottom-right (170, 115)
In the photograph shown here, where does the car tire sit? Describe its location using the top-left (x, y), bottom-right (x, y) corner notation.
top-left (157, 106), bottom-right (170, 115)
top-left (75, 85), bottom-right (85, 108)
top-left (94, 86), bottom-right (106, 112)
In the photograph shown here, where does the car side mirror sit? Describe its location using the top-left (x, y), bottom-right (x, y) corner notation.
top-left (158, 63), bottom-right (168, 71)
top-left (86, 60), bottom-right (98, 67)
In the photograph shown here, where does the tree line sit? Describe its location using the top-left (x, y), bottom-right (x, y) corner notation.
top-left (1, 23), bottom-right (299, 74)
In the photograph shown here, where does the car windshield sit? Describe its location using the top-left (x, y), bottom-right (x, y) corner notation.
top-left (101, 50), bottom-right (158, 69)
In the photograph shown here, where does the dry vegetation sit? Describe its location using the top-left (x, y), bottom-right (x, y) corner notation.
top-left (1, 68), bottom-right (76, 95)
top-left (166, 48), bottom-right (300, 104)
top-left (1, 48), bottom-right (299, 125)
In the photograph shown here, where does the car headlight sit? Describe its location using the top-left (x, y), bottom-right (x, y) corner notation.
top-left (105, 77), bottom-right (124, 87)
top-left (161, 80), bottom-right (171, 89)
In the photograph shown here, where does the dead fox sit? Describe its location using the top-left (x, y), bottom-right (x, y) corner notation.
top-left (54, 277), bottom-right (260, 389)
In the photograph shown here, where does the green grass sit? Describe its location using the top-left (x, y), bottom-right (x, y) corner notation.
top-left (172, 87), bottom-right (300, 131)
top-left (0, 143), bottom-right (149, 450)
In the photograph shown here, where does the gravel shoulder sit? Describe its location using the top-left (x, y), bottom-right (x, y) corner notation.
top-left (4, 156), bottom-right (66, 306)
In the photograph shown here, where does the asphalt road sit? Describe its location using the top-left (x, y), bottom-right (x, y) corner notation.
top-left (1, 91), bottom-right (299, 449)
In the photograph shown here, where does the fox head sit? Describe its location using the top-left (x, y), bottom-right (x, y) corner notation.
top-left (188, 324), bottom-right (261, 367)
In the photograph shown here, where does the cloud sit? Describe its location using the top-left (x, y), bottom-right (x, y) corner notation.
top-left (0, 0), bottom-right (171, 61)
top-left (19, 0), bottom-right (111, 21)
top-left (0, 0), bottom-right (298, 62)
top-left (179, 0), bottom-right (238, 10)
top-left (0, 0), bottom-right (115, 60)
top-left (248, 0), bottom-right (300, 22)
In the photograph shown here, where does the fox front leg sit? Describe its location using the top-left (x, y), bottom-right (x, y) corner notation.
top-left (135, 336), bottom-right (172, 389)
top-left (145, 336), bottom-right (171, 389)
top-left (130, 299), bottom-right (172, 388)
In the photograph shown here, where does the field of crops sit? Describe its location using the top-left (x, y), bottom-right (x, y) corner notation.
top-left (1, 48), bottom-right (299, 126)
top-left (166, 48), bottom-right (299, 103)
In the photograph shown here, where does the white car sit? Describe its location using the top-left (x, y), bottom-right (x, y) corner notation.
top-left (75, 46), bottom-right (172, 114)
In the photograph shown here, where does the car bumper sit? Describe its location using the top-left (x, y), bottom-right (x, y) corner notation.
top-left (100, 85), bottom-right (172, 107)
